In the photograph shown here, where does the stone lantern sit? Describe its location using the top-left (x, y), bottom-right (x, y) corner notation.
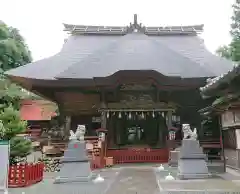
top-left (96, 128), bottom-right (108, 142)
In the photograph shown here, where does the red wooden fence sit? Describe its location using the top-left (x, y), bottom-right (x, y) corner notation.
top-left (8, 163), bottom-right (44, 188)
top-left (107, 148), bottom-right (169, 164)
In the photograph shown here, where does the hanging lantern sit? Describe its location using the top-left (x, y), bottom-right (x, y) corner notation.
top-left (107, 112), bottom-right (109, 118)
top-left (141, 112), bottom-right (144, 119)
top-left (152, 111), bottom-right (155, 118)
top-left (118, 112), bottom-right (122, 118)
top-left (128, 112), bottom-right (132, 119)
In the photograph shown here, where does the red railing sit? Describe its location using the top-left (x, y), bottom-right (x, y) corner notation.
top-left (107, 148), bottom-right (169, 164)
top-left (8, 163), bottom-right (44, 188)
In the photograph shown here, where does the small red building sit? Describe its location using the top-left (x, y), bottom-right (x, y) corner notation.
top-left (20, 99), bottom-right (57, 139)
top-left (20, 99), bottom-right (57, 121)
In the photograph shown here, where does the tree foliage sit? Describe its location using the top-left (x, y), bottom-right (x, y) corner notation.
top-left (0, 106), bottom-right (32, 164)
top-left (216, 0), bottom-right (240, 61)
top-left (216, 45), bottom-right (232, 59)
top-left (0, 21), bottom-right (40, 107)
top-left (0, 22), bottom-right (32, 71)
top-left (0, 21), bottom-right (33, 164)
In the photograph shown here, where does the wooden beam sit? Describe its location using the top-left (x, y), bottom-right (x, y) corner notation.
top-left (63, 109), bottom-right (97, 115)
top-left (31, 87), bottom-right (57, 102)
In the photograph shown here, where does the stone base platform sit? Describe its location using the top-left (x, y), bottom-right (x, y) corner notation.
top-left (169, 150), bottom-right (179, 167)
top-left (159, 180), bottom-right (240, 193)
top-left (155, 164), bottom-right (240, 193)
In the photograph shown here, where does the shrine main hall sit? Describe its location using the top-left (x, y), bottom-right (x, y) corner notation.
top-left (6, 15), bottom-right (232, 163)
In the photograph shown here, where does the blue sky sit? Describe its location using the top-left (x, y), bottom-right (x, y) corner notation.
top-left (0, 0), bottom-right (234, 61)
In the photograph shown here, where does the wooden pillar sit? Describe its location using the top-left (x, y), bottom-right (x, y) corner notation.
top-left (65, 115), bottom-right (71, 133)
top-left (218, 115), bottom-right (226, 172)
top-left (100, 91), bottom-right (107, 129)
top-left (100, 95), bottom-right (107, 165)
top-left (165, 111), bottom-right (173, 150)
top-left (167, 111), bottom-right (172, 128)
top-left (158, 115), bottom-right (164, 147)
top-left (101, 102), bottom-right (107, 129)
top-left (57, 103), bottom-right (71, 139)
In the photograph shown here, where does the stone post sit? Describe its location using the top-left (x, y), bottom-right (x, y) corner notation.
top-left (167, 111), bottom-right (172, 128)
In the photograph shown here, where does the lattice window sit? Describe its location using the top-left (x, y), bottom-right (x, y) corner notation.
top-left (223, 129), bottom-right (237, 149)
top-left (234, 110), bottom-right (240, 124)
top-left (221, 111), bottom-right (234, 127)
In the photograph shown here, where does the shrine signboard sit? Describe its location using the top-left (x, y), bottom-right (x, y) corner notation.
top-left (0, 140), bottom-right (10, 193)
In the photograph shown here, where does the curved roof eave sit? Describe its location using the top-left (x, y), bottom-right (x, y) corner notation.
top-left (199, 64), bottom-right (240, 97)
top-left (4, 26), bottom-right (233, 82)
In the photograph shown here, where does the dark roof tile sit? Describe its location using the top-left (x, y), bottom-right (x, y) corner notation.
top-left (6, 31), bottom-right (233, 80)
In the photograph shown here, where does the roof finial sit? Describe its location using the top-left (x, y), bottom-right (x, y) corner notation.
top-left (134, 14), bottom-right (138, 27)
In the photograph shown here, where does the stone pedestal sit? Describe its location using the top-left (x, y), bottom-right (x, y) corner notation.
top-left (54, 139), bottom-right (94, 183)
top-left (0, 188), bottom-right (5, 194)
top-left (177, 139), bottom-right (209, 179)
top-left (169, 148), bottom-right (180, 167)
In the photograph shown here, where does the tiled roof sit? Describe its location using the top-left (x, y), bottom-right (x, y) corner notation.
top-left (5, 15), bottom-right (233, 81)
top-left (200, 64), bottom-right (240, 96)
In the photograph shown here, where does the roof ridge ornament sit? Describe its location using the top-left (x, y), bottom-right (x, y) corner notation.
top-left (134, 14), bottom-right (138, 28)
top-left (129, 14), bottom-right (144, 33)
top-left (63, 16), bottom-right (203, 36)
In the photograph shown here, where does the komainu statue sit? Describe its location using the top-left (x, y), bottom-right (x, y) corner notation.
top-left (69, 125), bottom-right (86, 141)
top-left (75, 125), bottom-right (86, 141)
top-left (182, 124), bottom-right (197, 140)
top-left (69, 130), bottom-right (77, 140)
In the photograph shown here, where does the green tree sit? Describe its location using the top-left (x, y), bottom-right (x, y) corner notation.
top-left (0, 22), bottom-right (32, 71)
top-left (0, 106), bottom-right (32, 164)
top-left (216, 0), bottom-right (240, 61)
top-left (216, 45), bottom-right (232, 59)
top-left (0, 22), bottom-right (33, 164)
top-left (229, 0), bottom-right (240, 61)
top-left (0, 21), bottom-right (36, 108)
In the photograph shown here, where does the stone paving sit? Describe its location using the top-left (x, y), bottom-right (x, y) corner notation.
top-left (7, 164), bottom-right (240, 194)
top-left (105, 167), bottom-right (160, 194)
top-left (155, 164), bottom-right (240, 193)
top-left (8, 168), bottom-right (120, 194)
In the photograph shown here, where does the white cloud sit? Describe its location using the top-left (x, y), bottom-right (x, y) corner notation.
top-left (0, 0), bottom-right (234, 61)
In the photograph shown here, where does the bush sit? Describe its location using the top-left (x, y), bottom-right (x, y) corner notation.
top-left (0, 106), bottom-right (32, 164)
